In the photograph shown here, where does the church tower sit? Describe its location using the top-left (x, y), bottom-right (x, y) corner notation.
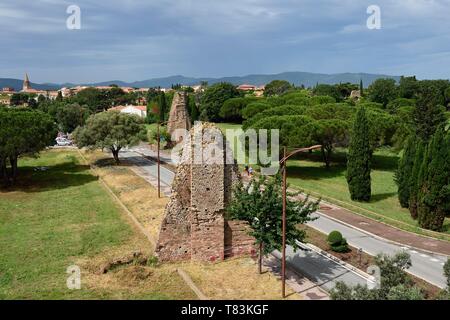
top-left (22, 73), bottom-right (31, 92)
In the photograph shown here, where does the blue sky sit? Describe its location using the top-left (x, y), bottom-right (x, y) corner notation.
top-left (1, 0), bottom-right (450, 83)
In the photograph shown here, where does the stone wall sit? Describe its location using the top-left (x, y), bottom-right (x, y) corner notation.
top-left (167, 91), bottom-right (191, 139)
top-left (156, 122), bottom-right (255, 262)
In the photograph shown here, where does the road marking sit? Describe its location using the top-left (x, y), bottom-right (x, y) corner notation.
top-left (430, 258), bottom-right (440, 262)
top-left (410, 250), bottom-right (418, 254)
top-left (420, 254), bottom-right (429, 258)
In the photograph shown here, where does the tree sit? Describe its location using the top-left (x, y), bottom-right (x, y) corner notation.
top-left (0, 109), bottom-right (57, 184)
top-left (264, 80), bottom-right (293, 97)
top-left (417, 125), bottom-right (450, 231)
top-left (188, 94), bottom-right (199, 123)
top-left (444, 258), bottom-right (450, 289)
top-left (395, 136), bottom-right (417, 208)
top-left (312, 84), bottom-right (342, 102)
top-left (346, 107), bottom-right (372, 201)
top-left (158, 91), bottom-right (167, 122)
top-left (241, 102), bottom-right (270, 120)
top-left (368, 78), bottom-right (398, 108)
top-left (330, 252), bottom-right (421, 300)
top-left (227, 174), bottom-right (319, 273)
top-left (398, 76), bottom-right (419, 99)
top-left (302, 119), bottom-right (350, 168)
top-left (413, 86), bottom-right (447, 141)
top-left (10, 93), bottom-right (29, 106)
top-left (199, 82), bottom-right (241, 121)
top-left (56, 103), bottom-right (88, 133)
top-left (408, 141), bottom-right (426, 219)
top-left (71, 87), bottom-right (109, 113)
top-left (219, 97), bottom-right (256, 123)
top-left (360, 79), bottom-right (364, 96)
top-left (73, 111), bottom-right (146, 164)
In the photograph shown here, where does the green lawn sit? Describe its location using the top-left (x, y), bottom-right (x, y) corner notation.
top-left (215, 122), bottom-right (243, 132)
top-left (0, 150), bottom-right (188, 299)
top-left (286, 149), bottom-right (450, 238)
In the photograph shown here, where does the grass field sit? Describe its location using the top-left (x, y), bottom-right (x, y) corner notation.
top-left (0, 150), bottom-right (196, 299)
top-left (215, 123), bottom-right (450, 240)
top-left (0, 148), bottom-right (301, 300)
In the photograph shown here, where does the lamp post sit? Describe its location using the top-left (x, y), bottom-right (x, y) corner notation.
top-left (156, 120), bottom-right (170, 198)
top-left (156, 119), bottom-right (177, 198)
top-left (279, 144), bottom-right (322, 298)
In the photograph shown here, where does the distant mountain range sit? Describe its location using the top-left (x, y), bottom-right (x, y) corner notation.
top-left (1, 71), bottom-right (402, 91)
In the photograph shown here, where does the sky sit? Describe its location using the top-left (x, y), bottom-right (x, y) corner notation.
top-left (1, 0), bottom-right (450, 83)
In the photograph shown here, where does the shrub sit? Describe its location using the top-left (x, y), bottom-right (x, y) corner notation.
top-left (327, 230), bottom-right (349, 253)
top-left (327, 230), bottom-right (343, 245)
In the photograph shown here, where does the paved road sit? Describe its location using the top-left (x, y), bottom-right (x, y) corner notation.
top-left (120, 149), bottom-right (175, 187)
top-left (309, 212), bottom-right (448, 288)
top-left (119, 148), bottom-right (448, 290)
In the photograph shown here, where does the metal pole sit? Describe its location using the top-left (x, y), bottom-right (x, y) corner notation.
top-left (282, 146), bottom-right (287, 298)
top-left (157, 121), bottom-right (161, 198)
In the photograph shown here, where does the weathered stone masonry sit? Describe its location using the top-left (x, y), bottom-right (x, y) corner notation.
top-left (167, 91), bottom-right (191, 139)
top-left (156, 122), bottom-right (254, 262)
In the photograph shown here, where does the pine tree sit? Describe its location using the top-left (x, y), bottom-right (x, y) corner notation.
top-left (346, 106), bottom-right (372, 201)
top-left (408, 141), bottom-right (426, 219)
top-left (395, 136), bottom-right (416, 208)
top-left (417, 126), bottom-right (450, 231)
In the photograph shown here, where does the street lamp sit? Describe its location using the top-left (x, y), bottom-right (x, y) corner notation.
top-left (279, 144), bottom-right (322, 298)
top-left (156, 120), bottom-right (168, 198)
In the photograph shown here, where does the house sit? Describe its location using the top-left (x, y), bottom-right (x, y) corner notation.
top-left (237, 84), bottom-right (257, 91)
top-left (2, 87), bottom-right (15, 93)
top-left (109, 105), bottom-right (147, 118)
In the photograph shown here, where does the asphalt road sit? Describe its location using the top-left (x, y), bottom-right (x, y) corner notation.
top-left (120, 147), bottom-right (448, 290)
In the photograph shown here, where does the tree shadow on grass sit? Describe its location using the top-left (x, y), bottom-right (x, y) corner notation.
top-left (370, 192), bottom-right (398, 202)
top-left (287, 163), bottom-right (346, 180)
top-left (0, 162), bottom-right (98, 193)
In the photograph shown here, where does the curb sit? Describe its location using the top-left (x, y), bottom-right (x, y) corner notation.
top-left (315, 209), bottom-right (450, 258)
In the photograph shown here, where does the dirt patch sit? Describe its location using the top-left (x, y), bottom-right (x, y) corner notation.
top-left (180, 257), bottom-right (301, 300)
top-left (115, 266), bottom-right (154, 285)
top-left (98, 251), bottom-right (148, 274)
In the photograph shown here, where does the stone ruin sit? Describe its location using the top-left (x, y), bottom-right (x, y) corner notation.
top-left (167, 91), bottom-right (191, 140)
top-left (156, 122), bottom-right (255, 262)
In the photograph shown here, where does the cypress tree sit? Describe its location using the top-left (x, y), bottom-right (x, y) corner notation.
top-left (395, 136), bottom-right (416, 208)
top-left (346, 106), bottom-right (372, 201)
top-left (158, 92), bottom-right (167, 122)
top-left (360, 79), bottom-right (364, 96)
top-left (408, 141), bottom-right (426, 219)
top-left (417, 126), bottom-right (450, 231)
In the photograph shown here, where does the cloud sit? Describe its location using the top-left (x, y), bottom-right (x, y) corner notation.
top-left (1, 0), bottom-right (450, 82)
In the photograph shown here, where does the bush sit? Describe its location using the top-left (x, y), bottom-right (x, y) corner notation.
top-left (327, 231), bottom-right (349, 253)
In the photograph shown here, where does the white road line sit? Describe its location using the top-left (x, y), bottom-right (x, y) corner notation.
top-left (430, 258), bottom-right (440, 262)
top-left (420, 254), bottom-right (429, 258)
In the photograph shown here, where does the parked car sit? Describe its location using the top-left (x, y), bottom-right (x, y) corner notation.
top-left (55, 137), bottom-right (73, 146)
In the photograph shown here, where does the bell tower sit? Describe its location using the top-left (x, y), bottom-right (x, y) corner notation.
top-left (23, 73), bottom-right (31, 92)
